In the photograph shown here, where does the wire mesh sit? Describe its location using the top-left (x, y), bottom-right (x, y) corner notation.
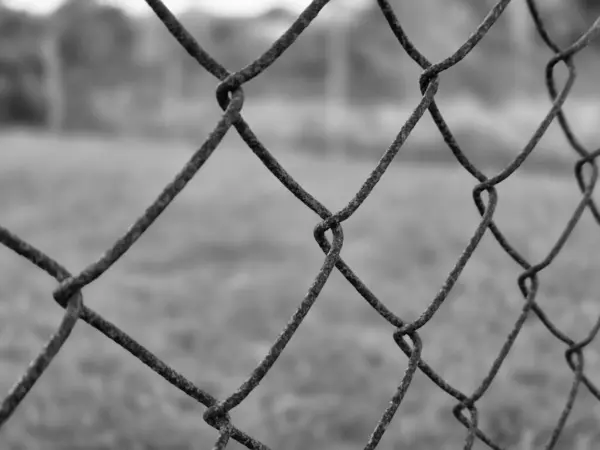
top-left (1, 0), bottom-right (600, 449)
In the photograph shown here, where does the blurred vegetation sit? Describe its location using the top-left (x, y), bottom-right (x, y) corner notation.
top-left (0, 0), bottom-right (599, 165)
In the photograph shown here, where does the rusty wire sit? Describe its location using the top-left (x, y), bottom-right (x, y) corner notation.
top-left (1, 0), bottom-right (600, 448)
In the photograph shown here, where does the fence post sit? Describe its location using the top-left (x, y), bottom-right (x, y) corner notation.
top-left (507, 0), bottom-right (532, 95)
top-left (325, 14), bottom-right (350, 159)
top-left (41, 16), bottom-right (65, 133)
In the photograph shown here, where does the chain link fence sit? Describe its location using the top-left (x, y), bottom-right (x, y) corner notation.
top-left (1, 0), bottom-right (600, 448)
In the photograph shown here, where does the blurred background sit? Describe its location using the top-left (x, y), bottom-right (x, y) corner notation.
top-left (0, 0), bottom-right (599, 166)
top-left (1, 0), bottom-right (600, 449)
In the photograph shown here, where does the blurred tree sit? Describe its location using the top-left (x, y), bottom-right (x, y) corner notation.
top-left (55, 0), bottom-right (137, 86)
top-left (48, 0), bottom-right (137, 130)
top-left (579, 0), bottom-right (600, 13)
top-left (0, 0), bottom-right (139, 130)
top-left (206, 15), bottom-right (265, 68)
top-left (572, 0), bottom-right (600, 48)
top-left (349, 0), bottom-right (475, 102)
top-left (0, 6), bottom-right (47, 126)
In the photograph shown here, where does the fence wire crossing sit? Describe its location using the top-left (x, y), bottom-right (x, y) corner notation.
top-left (1, 0), bottom-right (600, 448)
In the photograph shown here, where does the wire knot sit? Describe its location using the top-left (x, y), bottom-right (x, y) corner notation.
top-left (203, 403), bottom-right (231, 431)
top-left (216, 74), bottom-right (245, 112)
top-left (52, 277), bottom-right (79, 309)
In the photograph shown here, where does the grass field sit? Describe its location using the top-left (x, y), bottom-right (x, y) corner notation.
top-left (0, 130), bottom-right (599, 450)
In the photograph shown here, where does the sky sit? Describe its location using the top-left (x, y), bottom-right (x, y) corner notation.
top-left (3, 0), bottom-right (316, 16)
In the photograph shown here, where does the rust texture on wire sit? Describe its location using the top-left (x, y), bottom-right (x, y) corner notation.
top-left (1, 0), bottom-right (600, 448)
